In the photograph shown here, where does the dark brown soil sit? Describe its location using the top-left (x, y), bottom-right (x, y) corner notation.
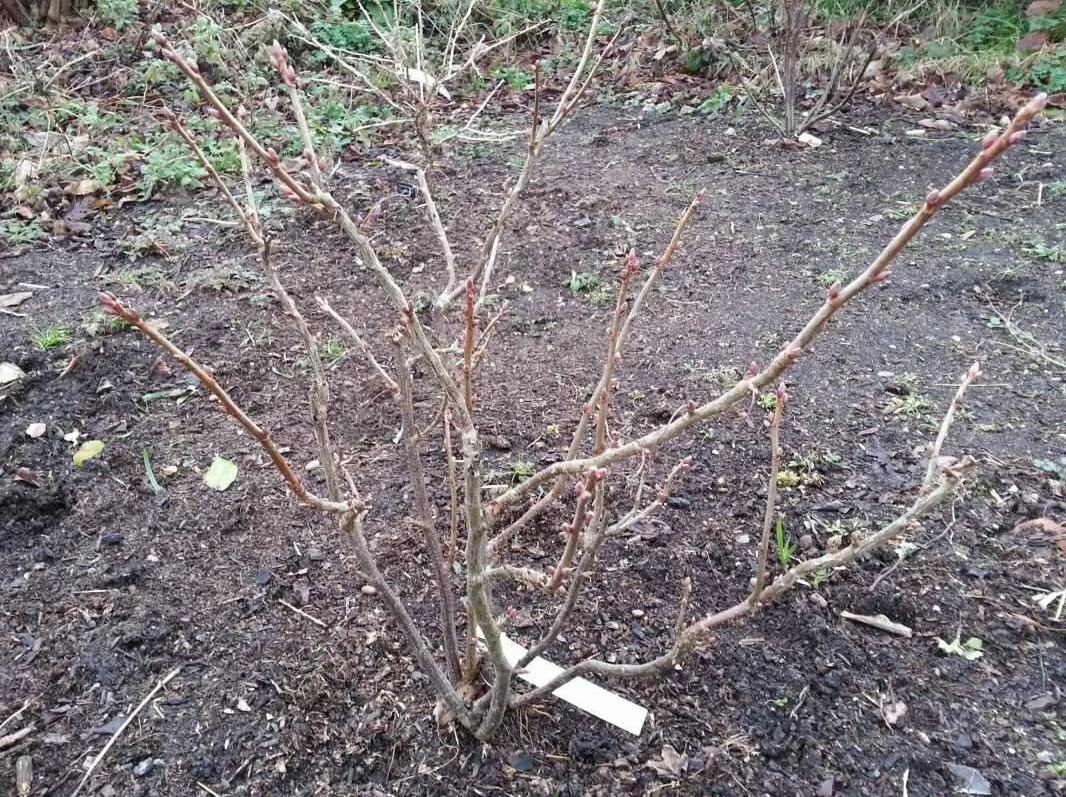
top-left (3, 102), bottom-right (1066, 797)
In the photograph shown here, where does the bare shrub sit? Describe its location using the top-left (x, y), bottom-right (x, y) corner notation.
top-left (99, 7), bottom-right (1047, 741)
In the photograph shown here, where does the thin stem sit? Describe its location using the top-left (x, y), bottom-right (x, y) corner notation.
top-left (393, 332), bottom-right (462, 681)
top-left (316, 296), bottom-right (399, 395)
top-left (750, 385), bottom-right (785, 610)
top-left (512, 471), bottom-right (966, 707)
top-left (98, 293), bottom-right (355, 515)
top-left (488, 92), bottom-right (1046, 520)
top-left (922, 362), bottom-right (981, 492)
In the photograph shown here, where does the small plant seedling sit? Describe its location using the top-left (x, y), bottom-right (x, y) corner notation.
top-left (82, 307), bottom-right (130, 337)
top-left (30, 324), bottom-right (73, 351)
top-left (508, 457), bottom-right (535, 484)
top-left (816, 268), bottom-right (850, 287)
top-left (756, 392), bottom-right (778, 412)
top-left (775, 517), bottom-right (796, 568)
top-left (565, 271), bottom-right (601, 295)
top-left (318, 338), bottom-right (347, 365)
top-left (883, 393), bottom-right (936, 418)
top-left (935, 631), bottom-right (983, 660)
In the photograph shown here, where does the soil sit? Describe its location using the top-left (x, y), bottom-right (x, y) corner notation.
top-left (2, 98), bottom-right (1066, 797)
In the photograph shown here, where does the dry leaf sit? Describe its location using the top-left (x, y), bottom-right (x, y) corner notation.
top-left (647, 744), bottom-right (688, 779)
top-left (0, 291), bottom-right (32, 308)
top-left (25, 422), bottom-right (46, 438)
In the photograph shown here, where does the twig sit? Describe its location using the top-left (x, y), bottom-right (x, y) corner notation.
top-left (393, 332), bottom-right (462, 680)
top-left (316, 296), bottom-right (399, 395)
top-left (512, 469), bottom-right (969, 707)
top-left (69, 668), bottom-right (181, 797)
top-left (0, 724), bottom-right (33, 750)
top-left (840, 611), bottom-right (913, 637)
top-left (98, 293), bottom-right (356, 515)
top-left (922, 362), bottom-right (980, 492)
top-left (489, 93), bottom-right (1048, 519)
top-left (751, 384), bottom-right (787, 610)
top-left (278, 599), bottom-right (327, 628)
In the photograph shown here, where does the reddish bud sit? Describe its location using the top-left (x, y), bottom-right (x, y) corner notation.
top-left (205, 106), bottom-right (221, 119)
top-left (981, 130), bottom-right (999, 150)
top-left (281, 186), bottom-right (300, 202)
top-left (187, 61), bottom-right (200, 76)
top-left (99, 292), bottom-right (121, 315)
top-left (686, 399), bottom-right (697, 414)
top-left (152, 32), bottom-right (168, 47)
top-left (236, 104), bottom-right (248, 121)
top-left (579, 490), bottom-right (592, 503)
top-left (284, 65), bottom-right (297, 87)
top-left (970, 167), bottom-right (993, 184)
top-left (160, 47), bottom-right (177, 61)
top-left (870, 270), bottom-right (892, 283)
top-left (1007, 130), bottom-right (1025, 146)
top-left (265, 148), bottom-right (279, 164)
top-left (924, 189), bottom-right (941, 208)
top-left (746, 360), bottom-right (759, 376)
top-left (827, 282), bottom-right (841, 301)
top-left (776, 382), bottom-right (789, 406)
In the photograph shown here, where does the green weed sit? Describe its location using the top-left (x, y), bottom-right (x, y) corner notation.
top-left (30, 324), bottom-right (73, 351)
top-left (775, 517), bottom-right (796, 569)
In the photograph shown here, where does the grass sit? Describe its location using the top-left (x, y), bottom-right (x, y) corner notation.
top-left (30, 324), bottom-right (73, 350)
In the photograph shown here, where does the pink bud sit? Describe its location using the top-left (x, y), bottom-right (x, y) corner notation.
top-left (99, 292), bottom-right (121, 314)
top-left (265, 148), bottom-right (279, 164)
top-left (285, 66), bottom-right (297, 87)
top-left (746, 361), bottom-right (759, 376)
top-left (776, 382), bottom-right (788, 405)
top-left (981, 130), bottom-right (999, 150)
top-left (971, 167), bottom-right (993, 184)
top-left (187, 61), bottom-right (200, 76)
top-left (1007, 130), bottom-right (1025, 145)
top-left (871, 270), bottom-right (892, 283)
top-left (236, 104), bottom-right (248, 120)
top-left (686, 400), bottom-right (697, 414)
top-left (925, 189), bottom-right (941, 208)
top-left (827, 282), bottom-right (841, 301)
top-left (205, 106), bottom-right (221, 119)
top-left (160, 47), bottom-right (177, 61)
top-left (152, 32), bottom-right (167, 47)
top-left (580, 491), bottom-right (592, 502)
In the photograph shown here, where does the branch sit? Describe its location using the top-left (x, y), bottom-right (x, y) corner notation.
top-left (511, 469), bottom-right (967, 707)
top-left (750, 384), bottom-right (786, 609)
top-left (487, 92), bottom-right (1047, 519)
top-left (338, 511), bottom-right (471, 724)
top-left (922, 361), bottom-right (981, 492)
top-left (315, 297), bottom-right (399, 395)
top-left (99, 293), bottom-right (357, 514)
top-left (393, 332), bottom-right (462, 680)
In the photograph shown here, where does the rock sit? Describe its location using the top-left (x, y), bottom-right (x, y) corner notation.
top-left (631, 608), bottom-right (645, 618)
top-left (666, 496), bottom-right (691, 510)
top-left (103, 533), bottom-right (123, 546)
top-left (254, 569), bottom-right (272, 586)
top-left (816, 776), bottom-right (835, 796)
top-left (361, 585), bottom-right (378, 596)
top-left (510, 750), bottom-right (535, 772)
top-left (132, 758), bottom-right (154, 777)
top-left (488, 435), bottom-right (512, 450)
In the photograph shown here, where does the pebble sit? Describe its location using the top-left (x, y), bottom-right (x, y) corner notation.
top-left (103, 532), bottom-right (123, 546)
top-left (254, 569), bottom-right (272, 586)
top-left (307, 549), bottom-right (326, 562)
top-left (799, 533), bottom-right (814, 550)
top-left (361, 585), bottom-right (378, 596)
top-left (630, 608), bottom-right (645, 618)
top-left (132, 758), bottom-right (154, 777)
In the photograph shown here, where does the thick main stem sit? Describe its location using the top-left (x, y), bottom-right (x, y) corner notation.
top-left (394, 334), bottom-right (462, 681)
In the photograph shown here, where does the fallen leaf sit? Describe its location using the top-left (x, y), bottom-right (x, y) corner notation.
top-left (0, 291), bottom-right (32, 308)
top-left (65, 178), bottom-right (101, 196)
top-left (25, 423), bottom-right (46, 438)
top-left (73, 440), bottom-right (105, 466)
top-left (204, 457), bottom-right (238, 491)
top-left (896, 93), bottom-right (929, 111)
top-left (15, 467), bottom-right (41, 487)
top-left (947, 763), bottom-right (992, 795)
top-left (0, 362), bottom-right (27, 384)
top-left (647, 744), bottom-right (688, 779)
top-left (882, 699), bottom-right (907, 725)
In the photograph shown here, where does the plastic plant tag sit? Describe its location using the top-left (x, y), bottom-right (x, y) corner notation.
top-left (480, 629), bottom-right (648, 735)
